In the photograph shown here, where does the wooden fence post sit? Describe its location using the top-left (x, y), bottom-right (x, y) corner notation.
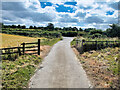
top-left (106, 41), bottom-right (108, 47)
top-left (82, 39), bottom-right (85, 47)
top-left (38, 39), bottom-right (40, 55)
top-left (81, 39), bottom-right (85, 53)
top-left (18, 47), bottom-right (21, 56)
top-left (95, 41), bottom-right (97, 50)
top-left (23, 43), bottom-right (25, 55)
top-left (82, 40), bottom-right (83, 47)
top-left (76, 39), bottom-right (78, 47)
top-left (102, 41), bottom-right (104, 49)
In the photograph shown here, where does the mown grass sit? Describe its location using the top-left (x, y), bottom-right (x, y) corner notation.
top-left (1, 33), bottom-right (45, 48)
top-left (2, 55), bottom-right (41, 88)
top-left (1, 33), bottom-right (62, 48)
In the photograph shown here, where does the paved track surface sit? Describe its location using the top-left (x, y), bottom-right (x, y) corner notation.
top-left (29, 37), bottom-right (91, 88)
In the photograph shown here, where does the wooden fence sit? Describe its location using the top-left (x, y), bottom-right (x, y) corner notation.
top-left (76, 39), bottom-right (120, 54)
top-left (0, 39), bottom-right (41, 56)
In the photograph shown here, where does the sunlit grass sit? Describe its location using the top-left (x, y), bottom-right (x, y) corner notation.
top-left (2, 55), bottom-right (41, 88)
top-left (83, 37), bottom-right (119, 41)
top-left (1, 33), bottom-right (45, 48)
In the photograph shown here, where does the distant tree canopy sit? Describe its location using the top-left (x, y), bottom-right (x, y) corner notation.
top-left (21, 25), bottom-right (26, 29)
top-left (63, 27), bottom-right (78, 31)
top-left (47, 23), bottom-right (54, 30)
top-left (72, 27), bottom-right (78, 31)
top-left (1, 23), bottom-right (120, 38)
top-left (29, 26), bottom-right (33, 29)
top-left (79, 28), bottom-right (83, 31)
top-left (2, 24), bottom-right (26, 29)
top-left (84, 28), bottom-right (96, 32)
top-left (17, 25), bottom-right (21, 28)
top-left (106, 24), bottom-right (120, 38)
top-left (89, 29), bottom-right (103, 35)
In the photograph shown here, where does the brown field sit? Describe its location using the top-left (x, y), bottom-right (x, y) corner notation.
top-left (1, 33), bottom-right (44, 48)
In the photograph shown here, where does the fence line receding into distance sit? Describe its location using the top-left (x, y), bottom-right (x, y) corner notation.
top-left (75, 39), bottom-right (120, 54)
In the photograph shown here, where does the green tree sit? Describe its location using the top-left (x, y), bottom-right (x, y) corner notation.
top-left (21, 25), bottom-right (26, 29)
top-left (89, 29), bottom-right (103, 35)
top-left (84, 28), bottom-right (95, 32)
top-left (79, 28), bottom-right (83, 31)
top-left (17, 25), bottom-right (21, 28)
top-left (72, 27), bottom-right (78, 31)
top-left (106, 24), bottom-right (120, 38)
top-left (29, 26), bottom-right (33, 29)
top-left (34, 26), bottom-right (37, 29)
top-left (11, 25), bottom-right (17, 28)
top-left (47, 23), bottom-right (54, 30)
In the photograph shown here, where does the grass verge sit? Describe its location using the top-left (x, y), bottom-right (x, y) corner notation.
top-left (41, 38), bottom-right (62, 46)
top-left (2, 55), bottom-right (41, 88)
top-left (70, 38), bottom-right (76, 46)
top-left (2, 36), bottom-right (62, 88)
top-left (71, 37), bottom-right (120, 88)
top-left (72, 46), bottom-right (120, 88)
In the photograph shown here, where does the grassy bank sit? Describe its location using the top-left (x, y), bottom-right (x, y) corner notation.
top-left (71, 38), bottom-right (77, 46)
top-left (78, 47), bottom-right (120, 88)
top-left (71, 37), bottom-right (120, 88)
top-left (41, 38), bottom-right (62, 46)
top-left (2, 55), bottom-right (41, 88)
top-left (2, 34), bottom-right (62, 88)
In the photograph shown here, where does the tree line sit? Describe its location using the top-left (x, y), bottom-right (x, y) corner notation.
top-left (1, 23), bottom-right (120, 38)
top-left (1, 23), bottom-right (82, 31)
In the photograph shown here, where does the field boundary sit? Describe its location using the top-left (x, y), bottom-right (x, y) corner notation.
top-left (0, 39), bottom-right (41, 56)
top-left (75, 39), bottom-right (120, 54)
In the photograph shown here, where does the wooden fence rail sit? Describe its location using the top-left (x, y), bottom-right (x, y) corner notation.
top-left (76, 39), bottom-right (120, 54)
top-left (0, 39), bottom-right (41, 56)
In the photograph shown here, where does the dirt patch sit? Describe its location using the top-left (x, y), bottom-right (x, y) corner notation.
top-left (25, 45), bottom-right (51, 58)
top-left (72, 47), bottom-right (79, 56)
top-left (40, 45), bottom-right (51, 58)
top-left (72, 47), bottom-right (119, 89)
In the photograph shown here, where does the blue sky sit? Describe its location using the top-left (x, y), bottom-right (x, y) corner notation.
top-left (1, 0), bottom-right (119, 30)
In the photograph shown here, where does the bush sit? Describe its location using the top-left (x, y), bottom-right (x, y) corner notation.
top-left (61, 31), bottom-right (78, 37)
top-left (106, 24), bottom-right (120, 38)
top-left (89, 29), bottom-right (103, 35)
top-left (2, 28), bottom-right (62, 38)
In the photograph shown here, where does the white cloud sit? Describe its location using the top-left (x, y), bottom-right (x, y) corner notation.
top-left (2, 0), bottom-right (119, 30)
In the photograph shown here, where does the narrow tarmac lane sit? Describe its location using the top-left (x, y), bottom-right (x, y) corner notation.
top-left (29, 37), bottom-right (91, 88)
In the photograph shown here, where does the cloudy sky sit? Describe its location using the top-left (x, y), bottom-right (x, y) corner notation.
top-left (1, 0), bottom-right (120, 30)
